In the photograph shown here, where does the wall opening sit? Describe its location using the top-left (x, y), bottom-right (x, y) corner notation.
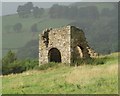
top-left (75, 46), bottom-right (84, 58)
top-left (48, 48), bottom-right (61, 62)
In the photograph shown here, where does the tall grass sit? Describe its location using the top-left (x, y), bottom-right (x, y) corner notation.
top-left (2, 53), bottom-right (118, 94)
top-left (73, 56), bottom-right (110, 66)
top-left (36, 62), bottom-right (60, 70)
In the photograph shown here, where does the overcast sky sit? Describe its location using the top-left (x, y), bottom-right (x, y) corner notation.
top-left (0, 0), bottom-right (119, 16)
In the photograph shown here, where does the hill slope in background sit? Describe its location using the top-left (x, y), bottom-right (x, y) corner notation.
top-left (70, 2), bottom-right (115, 11)
top-left (2, 53), bottom-right (118, 94)
top-left (2, 14), bottom-right (73, 56)
top-left (2, 2), bottom-right (118, 59)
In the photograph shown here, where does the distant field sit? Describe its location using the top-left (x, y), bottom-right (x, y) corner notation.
top-left (2, 14), bottom-right (73, 56)
top-left (2, 53), bottom-right (118, 94)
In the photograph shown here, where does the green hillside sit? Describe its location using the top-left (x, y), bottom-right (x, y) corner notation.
top-left (2, 2), bottom-right (118, 58)
top-left (70, 2), bottom-right (115, 12)
top-left (2, 13), bottom-right (73, 56)
top-left (2, 53), bottom-right (118, 94)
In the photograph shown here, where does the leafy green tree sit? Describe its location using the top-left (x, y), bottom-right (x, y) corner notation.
top-left (17, 5), bottom-right (24, 18)
top-left (13, 23), bottom-right (22, 32)
top-left (33, 7), bottom-right (45, 18)
top-left (49, 4), bottom-right (61, 18)
top-left (2, 50), bottom-right (17, 74)
top-left (2, 50), bottom-right (38, 75)
top-left (17, 2), bottom-right (33, 18)
top-left (17, 5), bottom-right (29, 18)
top-left (78, 6), bottom-right (99, 20)
top-left (2, 50), bottom-right (17, 65)
top-left (25, 2), bottom-right (33, 11)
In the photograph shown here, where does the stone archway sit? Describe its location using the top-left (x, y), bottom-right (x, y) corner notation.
top-left (77, 46), bottom-right (83, 58)
top-left (75, 46), bottom-right (84, 59)
top-left (48, 48), bottom-right (61, 62)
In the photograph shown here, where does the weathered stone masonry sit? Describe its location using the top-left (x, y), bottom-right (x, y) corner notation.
top-left (39, 26), bottom-right (98, 65)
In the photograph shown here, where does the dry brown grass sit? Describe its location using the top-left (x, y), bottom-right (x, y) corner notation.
top-left (65, 64), bottom-right (118, 85)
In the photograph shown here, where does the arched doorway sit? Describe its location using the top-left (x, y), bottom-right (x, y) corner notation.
top-left (48, 48), bottom-right (61, 62)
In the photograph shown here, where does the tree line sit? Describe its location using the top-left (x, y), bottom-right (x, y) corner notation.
top-left (17, 2), bottom-right (45, 18)
top-left (49, 4), bottom-right (99, 20)
top-left (2, 50), bottom-right (38, 75)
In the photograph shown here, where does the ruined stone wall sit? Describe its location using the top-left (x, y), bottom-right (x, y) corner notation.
top-left (87, 47), bottom-right (99, 58)
top-left (70, 26), bottom-right (90, 63)
top-left (39, 26), bottom-right (71, 65)
top-left (39, 25), bottom-right (98, 65)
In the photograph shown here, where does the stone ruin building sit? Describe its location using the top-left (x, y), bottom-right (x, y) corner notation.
top-left (39, 26), bottom-right (98, 65)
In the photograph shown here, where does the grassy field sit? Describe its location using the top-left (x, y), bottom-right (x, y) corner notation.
top-left (2, 53), bottom-right (118, 94)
